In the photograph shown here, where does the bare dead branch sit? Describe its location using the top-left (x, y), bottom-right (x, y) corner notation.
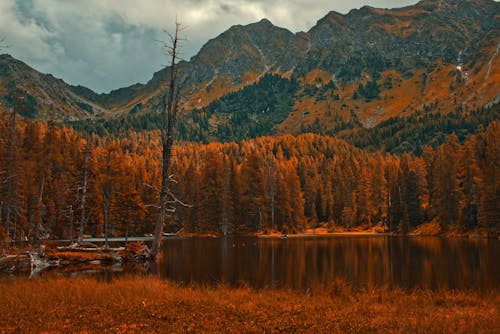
top-left (151, 18), bottom-right (188, 258)
top-left (168, 174), bottom-right (178, 184)
top-left (144, 183), bottom-right (161, 193)
top-left (167, 189), bottom-right (193, 208)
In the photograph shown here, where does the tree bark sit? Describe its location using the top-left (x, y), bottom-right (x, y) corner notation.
top-left (77, 141), bottom-right (90, 244)
top-left (103, 194), bottom-right (110, 249)
top-left (151, 21), bottom-right (182, 259)
top-left (34, 174), bottom-right (45, 247)
top-left (102, 148), bottom-right (114, 249)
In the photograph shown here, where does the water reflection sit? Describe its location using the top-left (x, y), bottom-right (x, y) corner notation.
top-left (11, 236), bottom-right (499, 291)
top-left (158, 236), bottom-right (500, 291)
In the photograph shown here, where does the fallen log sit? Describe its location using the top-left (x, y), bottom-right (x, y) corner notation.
top-left (2, 241), bottom-right (152, 275)
top-left (48, 251), bottom-right (121, 264)
top-left (0, 254), bottom-right (30, 273)
top-left (56, 246), bottom-right (125, 253)
top-left (29, 251), bottom-right (59, 277)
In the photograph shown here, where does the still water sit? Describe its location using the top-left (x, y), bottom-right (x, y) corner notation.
top-left (153, 236), bottom-right (499, 291)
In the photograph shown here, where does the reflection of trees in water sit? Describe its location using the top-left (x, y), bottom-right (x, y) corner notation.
top-left (390, 237), bottom-right (495, 290)
top-left (154, 237), bottom-right (499, 291)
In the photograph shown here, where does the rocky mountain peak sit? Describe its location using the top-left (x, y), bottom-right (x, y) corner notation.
top-left (347, 5), bottom-right (376, 17)
top-left (185, 17), bottom-right (297, 85)
top-left (253, 18), bottom-right (274, 27)
top-left (0, 54), bottom-right (33, 76)
top-left (0, 0), bottom-right (498, 129)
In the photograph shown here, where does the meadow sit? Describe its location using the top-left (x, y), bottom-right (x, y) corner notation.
top-left (0, 277), bottom-right (498, 333)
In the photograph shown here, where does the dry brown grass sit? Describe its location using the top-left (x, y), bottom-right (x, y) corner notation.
top-left (47, 251), bottom-right (116, 262)
top-left (0, 277), bottom-right (498, 333)
top-left (410, 220), bottom-right (443, 236)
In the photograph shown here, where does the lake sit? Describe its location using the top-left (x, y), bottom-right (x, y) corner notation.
top-left (152, 236), bottom-right (499, 291)
top-left (10, 236), bottom-right (500, 291)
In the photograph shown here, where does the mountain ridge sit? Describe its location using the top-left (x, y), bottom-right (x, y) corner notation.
top-left (0, 0), bottom-right (498, 145)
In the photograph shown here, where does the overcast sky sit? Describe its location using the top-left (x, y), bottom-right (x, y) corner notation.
top-left (1, 0), bottom-right (421, 93)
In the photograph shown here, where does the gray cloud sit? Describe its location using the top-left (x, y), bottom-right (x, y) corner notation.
top-left (1, 0), bottom-right (421, 93)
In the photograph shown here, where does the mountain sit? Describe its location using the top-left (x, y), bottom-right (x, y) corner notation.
top-left (0, 54), bottom-right (109, 120)
top-left (1, 0), bottom-right (499, 150)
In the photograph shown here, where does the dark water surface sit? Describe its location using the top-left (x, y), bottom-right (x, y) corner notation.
top-left (8, 236), bottom-right (499, 291)
top-left (154, 236), bottom-right (499, 291)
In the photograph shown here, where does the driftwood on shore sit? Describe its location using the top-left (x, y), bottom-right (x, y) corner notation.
top-left (1, 241), bottom-right (152, 276)
top-left (0, 254), bottom-right (30, 273)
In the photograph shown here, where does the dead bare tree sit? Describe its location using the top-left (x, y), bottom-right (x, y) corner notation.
top-left (34, 174), bottom-right (45, 246)
top-left (101, 146), bottom-right (117, 249)
top-left (77, 140), bottom-right (90, 245)
top-left (151, 20), bottom-right (185, 259)
top-left (264, 154), bottom-right (277, 231)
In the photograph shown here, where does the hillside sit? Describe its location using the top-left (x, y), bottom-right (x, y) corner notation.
top-left (0, 54), bottom-right (109, 120)
top-left (0, 0), bottom-right (499, 150)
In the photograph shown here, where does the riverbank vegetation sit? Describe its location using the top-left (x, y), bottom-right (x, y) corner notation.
top-left (0, 277), bottom-right (498, 333)
top-left (1, 114), bottom-right (499, 252)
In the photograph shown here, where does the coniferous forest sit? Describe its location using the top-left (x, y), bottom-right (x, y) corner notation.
top-left (1, 110), bottom-right (498, 245)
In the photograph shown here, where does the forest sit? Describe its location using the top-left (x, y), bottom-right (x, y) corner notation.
top-left (68, 79), bottom-right (500, 157)
top-left (1, 110), bottom-right (498, 246)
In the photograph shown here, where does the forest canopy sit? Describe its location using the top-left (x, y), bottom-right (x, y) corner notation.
top-left (1, 114), bottom-right (498, 245)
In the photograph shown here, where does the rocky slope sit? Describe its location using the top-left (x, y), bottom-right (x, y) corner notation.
top-left (0, 0), bottom-right (498, 139)
top-left (0, 54), bottom-right (109, 120)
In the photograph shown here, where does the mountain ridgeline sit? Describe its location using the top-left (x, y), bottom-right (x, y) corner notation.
top-left (0, 0), bottom-right (499, 153)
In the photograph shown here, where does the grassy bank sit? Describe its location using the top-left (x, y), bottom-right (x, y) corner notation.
top-left (0, 277), bottom-right (498, 333)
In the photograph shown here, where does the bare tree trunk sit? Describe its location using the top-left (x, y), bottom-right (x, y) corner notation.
top-left (102, 148), bottom-right (113, 249)
top-left (5, 209), bottom-right (10, 243)
top-left (68, 205), bottom-right (74, 243)
top-left (264, 156), bottom-right (276, 232)
top-left (103, 195), bottom-right (110, 248)
top-left (125, 222), bottom-right (129, 244)
top-left (77, 142), bottom-right (90, 244)
top-left (268, 166), bottom-right (276, 231)
top-left (258, 207), bottom-right (263, 232)
top-left (34, 175), bottom-right (45, 247)
top-left (151, 21), bottom-right (183, 259)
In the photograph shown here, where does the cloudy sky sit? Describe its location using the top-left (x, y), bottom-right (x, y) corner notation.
top-left (0, 0), bottom-right (420, 93)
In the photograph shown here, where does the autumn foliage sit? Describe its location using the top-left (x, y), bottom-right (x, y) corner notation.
top-left (0, 114), bottom-right (499, 245)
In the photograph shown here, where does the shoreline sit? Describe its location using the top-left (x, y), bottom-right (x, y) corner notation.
top-left (257, 231), bottom-right (392, 238)
top-left (257, 231), bottom-right (498, 239)
top-left (5, 230), bottom-right (496, 246)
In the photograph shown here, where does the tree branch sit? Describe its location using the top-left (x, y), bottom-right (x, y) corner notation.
top-left (166, 189), bottom-right (193, 208)
top-left (151, 18), bottom-right (189, 258)
top-left (144, 183), bottom-right (161, 193)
